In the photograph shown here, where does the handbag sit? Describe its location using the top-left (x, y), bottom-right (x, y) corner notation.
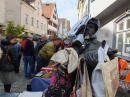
top-left (50, 72), bottom-right (71, 86)
top-left (45, 74), bottom-right (71, 97)
top-left (0, 45), bottom-right (14, 72)
top-left (70, 57), bottom-right (92, 97)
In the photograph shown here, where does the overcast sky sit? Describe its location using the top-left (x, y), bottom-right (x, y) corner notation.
top-left (41, 0), bottom-right (78, 27)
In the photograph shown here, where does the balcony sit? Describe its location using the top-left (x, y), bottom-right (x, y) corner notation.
top-left (48, 25), bottom-right (57, 32)
top-left (90, 0), bottom-right (130, 27)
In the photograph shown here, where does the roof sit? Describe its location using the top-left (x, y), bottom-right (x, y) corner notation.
top-left (25, 0), bottom-right (35, 2)
top-left (22, 0), bottom-right (35, 10)
top-left (42, 3), bottom-right (56, 18)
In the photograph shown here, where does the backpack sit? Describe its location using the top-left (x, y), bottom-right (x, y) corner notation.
top-left (61, 41), bottom-right (65, 47)
top-left (21, 39), bottom-right (27, 51)
top-left (0, 47), bottom-right (3, 59)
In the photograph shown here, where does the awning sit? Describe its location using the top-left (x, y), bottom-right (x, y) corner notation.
top-left (96, 0), bottom-right (130, 27)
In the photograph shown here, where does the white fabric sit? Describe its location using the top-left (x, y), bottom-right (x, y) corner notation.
top-left (20, 92), bottom-right (43, 97)
top-left (50, 48), bottom-right (78, 73)
top-left (76, 89), bottom-right (82, 97)
top-left (91, 42), bottom-right (109, 97)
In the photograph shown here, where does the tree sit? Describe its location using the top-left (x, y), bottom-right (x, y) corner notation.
top-left (6, 22), bottom-right (25, 38)
top-left (54, 34), bottom-right (58, 38)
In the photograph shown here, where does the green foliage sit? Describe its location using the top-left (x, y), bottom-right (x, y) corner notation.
top-left (6, 22), bottom-right (25, 39)
top-left (54, 34), bottom-right (58, 38)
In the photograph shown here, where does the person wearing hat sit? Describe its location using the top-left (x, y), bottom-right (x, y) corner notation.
top-left (22, 35), bottom-right (35, 79)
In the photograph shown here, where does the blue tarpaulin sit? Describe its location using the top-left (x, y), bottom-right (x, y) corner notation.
top-left (31, 77), bottom-right (50, 92)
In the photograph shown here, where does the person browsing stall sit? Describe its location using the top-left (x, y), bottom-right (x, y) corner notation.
top-left (35, 38), bottom-right (61, 73)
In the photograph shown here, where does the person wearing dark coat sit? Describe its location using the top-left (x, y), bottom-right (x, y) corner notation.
top-left (0, 34), bottom-right (19, 92)
top-left (34, 35), bottom-right (47, 56)
top-left (22, 35), bottom-right (35, 79)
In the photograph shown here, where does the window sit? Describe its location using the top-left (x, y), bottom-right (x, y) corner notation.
top-left (37, 7), bottom-right (39, 15)
top-left (124, 33), bottom-right (130, 53)
top-left (127, 19), bottom-right (130, 29)
top-left (119, 22), bottom-right (123, 30)
top-left (31, 18), bottom-right (34, 26)
top-left (84, 6), bottom-right (88, 15)
top-left (54, 10), bottom-right (57, 14)
top-left (37, 21), bottom-right (39, 28)
top-left (117, 34), bottom-right (123, 53)
top-left (116, 16), bottom-right (130, 57)
top-left (25, 14), bottom-right (28, 24)
top-left (47, 30), bottom-right (51, 35)
top-left (47, 30), bottom-right (49, 34)
top-left (41, 23), bottom-right (43, 29)
top-left (49, 21), bottom-right (52, 26)
top-left (53, 23), bottom-right (57, 28)
top-left (53, 14), bottom-right (56, 20)
top-left (44, 24), bottom-right (46, 31)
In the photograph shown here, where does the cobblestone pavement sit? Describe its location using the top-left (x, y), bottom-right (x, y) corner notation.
top-left (0, 60), bottom-right (31, 93)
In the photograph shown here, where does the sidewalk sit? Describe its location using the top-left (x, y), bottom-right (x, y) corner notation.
top-left (0, 60), bottom-right (31, 93)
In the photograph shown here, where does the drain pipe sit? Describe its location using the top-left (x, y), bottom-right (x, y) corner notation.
top-left (87, 0), bottom-right (91, 15)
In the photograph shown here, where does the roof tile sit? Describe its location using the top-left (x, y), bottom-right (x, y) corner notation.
top-left (42, 3), bottom-right (55, 18)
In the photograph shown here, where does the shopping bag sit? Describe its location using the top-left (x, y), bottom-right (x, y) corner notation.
top-left (101, 56), bottom-right (119, 97)
top-left (70, 57), bottom-right (92, 97)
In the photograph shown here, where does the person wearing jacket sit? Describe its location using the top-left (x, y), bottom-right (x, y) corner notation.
top-left (0, 33), bottom-right (5, 45)
top-left (0, 34), bottom-right (19, 92)
top-left (35, 38), bottom-right (61, 73)
top-left (14, 38), bottom-right (22, 71)
top-left (47, 35), bottom-right (53, 42)
top-left (34, 34), bottom-right (47, 56)
top-left (61, 39), bottom-right (65, 50)
top-left (22, 35), bottom-right (34, 79)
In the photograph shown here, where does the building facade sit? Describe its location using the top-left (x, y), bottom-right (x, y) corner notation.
top-left (78, 0), bottom-right (130, 59)
top-left (0, 0), bottom-right (21, 35)
top-left (114, 12), bottom-right (130, 59)
top-left (21, 0), bottom-right (48, 35)
top-left (0, 0), bottom-right (48, 36)
top-left (57, 18), bottom-right (71, 39)
top-left (42, 3), bottom-right (58, 36)
top-left (77, 0), bottom-right (88, 20)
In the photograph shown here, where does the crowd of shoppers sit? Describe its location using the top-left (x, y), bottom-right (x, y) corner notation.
top-left (0, 33), bottom-right (62, 92)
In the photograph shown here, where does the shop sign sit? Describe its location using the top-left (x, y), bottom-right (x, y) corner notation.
top-left (30, 26), bottom-right (34, 32)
